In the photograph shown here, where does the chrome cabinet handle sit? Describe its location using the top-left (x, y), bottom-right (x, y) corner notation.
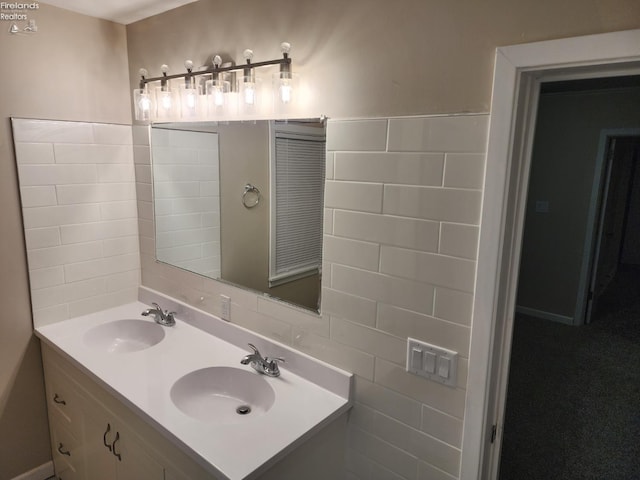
top-left (57, 443), bottom-right (71, 456)
top-left (53, 393), bottom-right (66, 405)
top-left (112, 431), bottom-right (122, 461)
top-left (103, 423), bottom-right (112, 452)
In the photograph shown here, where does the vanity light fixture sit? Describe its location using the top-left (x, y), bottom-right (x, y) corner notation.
top-left (179, 59), bottom-right (200, 118)
top-left (276, 42), bottom-right (293, 104)
top-left (155, 64), bottom-right (176, 119)
top-left (134, 42), bottom-right (295, 122)
top-left (133, 69), bottom-right (152, 122)
top-left (205, 55), bottom-right (230, 115)
top-left (240, 49), bottom-right (259, 114)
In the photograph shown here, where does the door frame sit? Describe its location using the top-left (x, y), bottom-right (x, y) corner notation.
top-left (460, 29), bottom-right (640, 480)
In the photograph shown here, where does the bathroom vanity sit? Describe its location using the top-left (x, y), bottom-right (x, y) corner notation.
top-left (36, 291), bottom-right (352, 480)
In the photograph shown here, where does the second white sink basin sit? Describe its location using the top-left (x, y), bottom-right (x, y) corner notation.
top-left (170, 366), bottom-right (275, 423)
top-left (83, 319), bottom-right (165, 353)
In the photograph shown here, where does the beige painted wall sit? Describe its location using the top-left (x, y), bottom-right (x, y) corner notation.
top-left (0, 4), bottom-right (131, 478)
top-left (517, 87), bottom-right (640, 319)
top-left (126, 0), bottom-right (640, 119)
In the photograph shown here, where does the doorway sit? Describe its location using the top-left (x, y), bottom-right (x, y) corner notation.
top-left (498, 79), bottom-right (640, 479)
top-left (460, 29), bottom-right (640, 480)
top-left (586, 134), bottom-right (640, 323)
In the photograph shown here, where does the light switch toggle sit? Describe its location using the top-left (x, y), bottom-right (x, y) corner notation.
top-left (438, 356), bottom-right (451, 379)
top-left (423, 351), bottom-right (436, 374)
top-left (411, 347), bottom-right (422, 368)
top-left (406, 337), bottom-right (458, 387)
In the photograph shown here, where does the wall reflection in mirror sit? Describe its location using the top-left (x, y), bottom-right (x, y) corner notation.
top-left (150, 119), bottom-right (326, 312)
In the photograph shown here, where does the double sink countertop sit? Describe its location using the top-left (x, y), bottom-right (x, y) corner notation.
top-left (35, 290), bottom-right (352, 480)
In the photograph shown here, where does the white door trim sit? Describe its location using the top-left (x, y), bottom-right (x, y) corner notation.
top-left (460, 29), bottom-right (640, 480)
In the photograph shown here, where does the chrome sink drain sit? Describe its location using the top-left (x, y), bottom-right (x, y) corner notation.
top-left (236, 405), bottom-right (251, 415)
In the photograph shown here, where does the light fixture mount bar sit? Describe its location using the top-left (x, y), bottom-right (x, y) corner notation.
top-left (139, 57), bottom-right (291, 88)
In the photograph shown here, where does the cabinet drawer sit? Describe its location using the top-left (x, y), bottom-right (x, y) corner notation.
top-left (51, 420), bottom-right (82, 479)
top-left (44, 362), bottom-right (83, 431)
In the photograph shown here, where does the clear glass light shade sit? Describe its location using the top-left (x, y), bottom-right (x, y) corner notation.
top-left (280, 80), bottom-right (293, 104)
top-left (205, 79), bottom-right (231, 116)
top-left (272, 72), bottom-right (299, 115)
top-left (179, 83), bottom-right (201, 119)
top-left (133, 88), bottom-right (153, 122)
top-left (239, 75), bottom-right (262, 115)
top-left (154, 85), bottom-right (177, 120)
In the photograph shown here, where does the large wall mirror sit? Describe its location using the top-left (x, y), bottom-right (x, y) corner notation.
top-left (150, 118), bottom-right (326, 312)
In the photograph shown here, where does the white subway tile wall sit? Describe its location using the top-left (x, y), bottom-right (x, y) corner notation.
top-left (135, 114), bottom-right (488, 480)
top-left (12, 119), bottom-right (140, 327)
top-left (151, 128), bottom-right (221, 279)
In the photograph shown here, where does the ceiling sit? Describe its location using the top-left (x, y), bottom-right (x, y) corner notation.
top-left (43, 0), bottom-right (198, 25)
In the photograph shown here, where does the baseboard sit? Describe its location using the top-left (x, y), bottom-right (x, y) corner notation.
top-left (11, 461), bottom-right (54, 480)
top-left (515, 306), bottom-right (575, 325)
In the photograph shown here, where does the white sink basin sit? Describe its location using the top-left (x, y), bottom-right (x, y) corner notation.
top-left (170, 366), bottom-right (275, 423)
top-left (83, 319), bottom-right (165, 353)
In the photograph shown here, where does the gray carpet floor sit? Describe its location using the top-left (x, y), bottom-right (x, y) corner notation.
top-left (499, 265), bottom-right (640, 480)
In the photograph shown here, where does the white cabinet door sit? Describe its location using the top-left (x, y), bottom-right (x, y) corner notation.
top-left (42, 347), bottom-right (177, 480)
top-left (115, 423), bottom-right (165, 480)
top-left (83, 400), bottom-right (164, 480)
top-left (83, 404), bottom-right (118, 480)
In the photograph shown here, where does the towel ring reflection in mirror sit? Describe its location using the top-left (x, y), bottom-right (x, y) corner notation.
top-left (242, 184), bottom-right (261, 208)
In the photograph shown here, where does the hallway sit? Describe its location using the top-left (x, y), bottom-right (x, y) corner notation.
top-left (499, 265), bottom-right (640, 479)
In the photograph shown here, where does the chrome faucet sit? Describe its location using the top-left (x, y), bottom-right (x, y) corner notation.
top-left (141, 302), bottom-right (176, 327)
top-left (240, 343), bottom-right (284, 377)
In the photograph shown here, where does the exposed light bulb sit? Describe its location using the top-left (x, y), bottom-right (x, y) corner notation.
top-left (214, 87), bottom-right (224, 106)
top-left (161, 64), bottom-right (169, 74)
top-left (138, 95), bottom-right (151, 112)
top-left (139, 68), bottom-right (148, 78)
top-left (280, 81), bottom-right (292, 104)
top-left (212, 55), bottom-right (222, 67)
top-left (133, 88), bottom-right (153, 121)
top-left (161, 93), bottom-right (172, 110)
top-left (186, 91), bottom-right (196, 108)
top-left (184, 60), bottom-right (194, 71)
top-left (280, 42), bottom-right (291, 55)
top-left (244, 84), bottom-right (256, 105)
top-left (243, 49), bottom-right (254, 62)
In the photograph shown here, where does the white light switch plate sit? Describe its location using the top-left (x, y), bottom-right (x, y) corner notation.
top-left (406, 337), bottom-right (458, 387)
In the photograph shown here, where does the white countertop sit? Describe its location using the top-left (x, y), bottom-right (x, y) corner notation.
top-left (35, 299), bottom-right (352, 480)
